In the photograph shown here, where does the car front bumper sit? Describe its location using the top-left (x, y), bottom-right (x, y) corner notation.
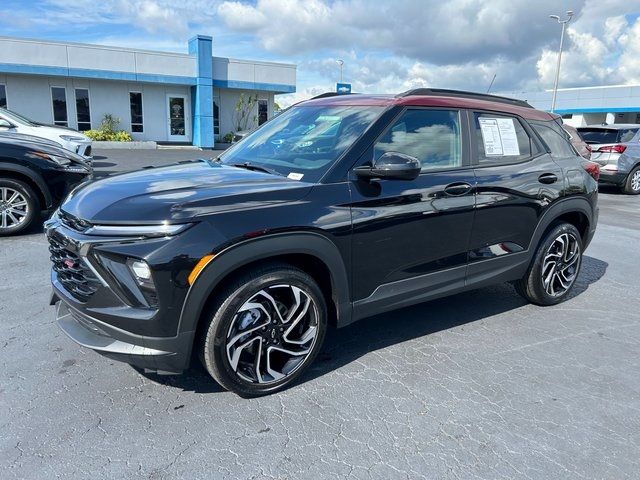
top-left (53, 298), bottom-right (193, 373)
top-left (44, 216), bottom-right (214, 374)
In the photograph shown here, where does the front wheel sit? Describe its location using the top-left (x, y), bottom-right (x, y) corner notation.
top-left (622, 166), bottom-right (640, 195)
top-left (201, 264), bottom-right (327, 396)
top-left (0, 179), bottom-right (39, 236)
top-left (515, 223), bottom-right (583, 306)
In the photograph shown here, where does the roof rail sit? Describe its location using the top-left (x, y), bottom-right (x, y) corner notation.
top-left (309, 92), bottom-right (353, 100)
top-left (397, 88), bottom-right (533, 108)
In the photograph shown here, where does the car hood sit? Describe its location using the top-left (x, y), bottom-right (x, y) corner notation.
top-left (33, 124), bottom-right (90, 142)
top-left (61, 161), bottom-right (313, 224)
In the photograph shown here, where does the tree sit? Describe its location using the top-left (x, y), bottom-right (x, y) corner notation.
top-left (233, 93), bottom-right (258, 132)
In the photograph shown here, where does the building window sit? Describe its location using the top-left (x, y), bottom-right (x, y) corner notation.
top-left (129, 92), bottom-right (143, 132)
top-left (213, 89), bottom-right (220, 139)
top-left (0, 85), bottom-right (6, 108)
top-left (51, 86), bottom-right (68, 127)
top-left (75, 88), bottom-right (91, 131)
top-left (258, 99), bottom-right (268, 126)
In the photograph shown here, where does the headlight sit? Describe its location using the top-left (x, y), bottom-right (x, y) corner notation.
top-left (31, 151), bottom-right (89, 172)
top-left (84, 223), bottom-right (193, 237)
top-left (60, 135), bottom-right (87, 142)
top-left (47, 154), bottom-right (72, 166)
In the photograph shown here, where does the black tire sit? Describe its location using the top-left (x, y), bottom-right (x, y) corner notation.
top-left (0, 178), bottom-right (39, 236)
top-left (622, 166), bottom-right (640, 195)
top-left (515, 222), bottom-right (583, 306)
top-left (200, 263), bottom-right (327, 396)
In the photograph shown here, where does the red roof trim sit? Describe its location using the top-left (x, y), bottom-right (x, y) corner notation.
top-left (303, 94), bottom-right (553, 121)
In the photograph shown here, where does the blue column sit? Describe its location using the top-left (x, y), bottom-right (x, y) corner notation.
top-left (188, 35), bottom-right (214, 148)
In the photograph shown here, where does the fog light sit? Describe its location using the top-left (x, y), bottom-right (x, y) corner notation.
top-left (129, 260), bottom-right (151, 281)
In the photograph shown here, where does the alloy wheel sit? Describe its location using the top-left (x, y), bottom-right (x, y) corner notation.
top-left (631, 170), bottom-right (640, 192)
top-left (0, 187), bottom-right (29, 229)
top-left (541, 232), bottom-right (581, 297)
top-left (225, 284), bottom-right (319, 384)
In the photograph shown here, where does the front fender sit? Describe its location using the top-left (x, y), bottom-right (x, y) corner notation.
top-left (177, 232), bottom-right (352, 339)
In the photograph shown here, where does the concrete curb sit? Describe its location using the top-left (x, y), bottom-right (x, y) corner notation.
top-left (92, 141), bottom-right (157, 149)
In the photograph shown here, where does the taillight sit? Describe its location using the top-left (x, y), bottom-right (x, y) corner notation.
top-left (583, 161), bottom-right (600, 181)
top-left (597, 144), bottom-right (626, 153)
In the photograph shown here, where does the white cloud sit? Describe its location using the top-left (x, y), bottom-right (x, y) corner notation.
top-left (618, 18), bottom-right (640, 82)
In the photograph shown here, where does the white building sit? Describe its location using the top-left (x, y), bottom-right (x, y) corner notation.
top-left (0, 35), bottom-right (296, 147)
top-left (500, 84), bottom-right (640, 127)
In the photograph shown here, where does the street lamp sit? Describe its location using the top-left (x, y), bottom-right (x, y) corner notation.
top-left (549, 10), bottom-right (573, 112)
top-left (336, 59), bottom-right (344, 83)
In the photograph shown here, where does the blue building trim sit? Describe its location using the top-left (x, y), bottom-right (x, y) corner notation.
top-left (554, 107), bottom-right (640, 114)
top-left (188, 35), bottom-right (215, 148)
top-left (0, 62), bottom-right (196, 85)
top-left (212, 79), bottom-right (296, 94)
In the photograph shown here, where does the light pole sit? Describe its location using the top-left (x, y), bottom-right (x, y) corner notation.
top-left (549, 10), bottom-right (573, 112)
top-left (336, 59), bottom-right (344, 83)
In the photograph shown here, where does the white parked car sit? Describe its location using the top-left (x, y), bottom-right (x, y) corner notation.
top-left (0, 107), bottom-right (92, 159)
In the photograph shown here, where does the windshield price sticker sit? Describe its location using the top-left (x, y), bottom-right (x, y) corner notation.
top-left (478, 117), bottom-right (521, 156)
top-left (287, 172), bottom-right (304, 181)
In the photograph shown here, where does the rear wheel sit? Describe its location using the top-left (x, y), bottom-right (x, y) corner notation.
top-left (515, 222), bottom-right (582, 306)
top-left (0, 179), bottom-right (39, 236)
top-left (622, 166), bottom-right (640, 195)
top-left (200, 264), bottom-right (327, 396)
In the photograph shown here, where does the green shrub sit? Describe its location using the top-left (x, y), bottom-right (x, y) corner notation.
top-left (223, 132), bottom-right (235, 143)
top-left (85, 113), bottom-right (132, 142)
top-left (85, 129), bottom-right (132, 142)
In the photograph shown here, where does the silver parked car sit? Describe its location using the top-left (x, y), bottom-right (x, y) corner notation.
top-left (577, 124), bottom-right (640, 194)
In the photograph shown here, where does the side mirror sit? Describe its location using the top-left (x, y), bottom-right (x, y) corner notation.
top-left (354, 152), bottom-right (421, 181)
top-left (0, 119), bottom-right (14, 129)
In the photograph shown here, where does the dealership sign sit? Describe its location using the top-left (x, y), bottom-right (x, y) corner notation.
top-left (336, 83), bottom-right (351, 94)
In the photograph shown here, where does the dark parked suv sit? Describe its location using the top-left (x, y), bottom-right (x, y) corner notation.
top-left (46, 89), bottom-right (599, 396)
top-left (0, 135), bottom-right (92, 235)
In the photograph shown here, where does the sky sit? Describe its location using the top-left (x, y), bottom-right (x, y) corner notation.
top-left (1, 0), bottom-right (640, 107)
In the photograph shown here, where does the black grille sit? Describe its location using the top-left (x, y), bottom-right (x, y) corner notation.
top-left (49, 236), bottom-right (100, 302)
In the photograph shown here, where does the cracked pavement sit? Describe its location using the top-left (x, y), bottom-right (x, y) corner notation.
top-left (1, 151), bottom-right (639, 479)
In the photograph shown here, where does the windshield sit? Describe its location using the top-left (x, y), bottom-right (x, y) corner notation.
top-left (0, 107), bottom-right (38, 127)
top-left (578, 127), bottom-right (639, 144)
top-left (218, 105), bottom-right (384, 182)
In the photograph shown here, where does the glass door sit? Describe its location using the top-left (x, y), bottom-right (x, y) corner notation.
top-left (166, 94), bottom-right (190, 142)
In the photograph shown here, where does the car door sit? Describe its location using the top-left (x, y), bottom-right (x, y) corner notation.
top-left (349, 107), bottom-right (476, 320)
top-left (468, 110), bottom-right (564, 287)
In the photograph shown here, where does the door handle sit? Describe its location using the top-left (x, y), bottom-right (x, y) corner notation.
top-left (538, 173), bottom-right (558, 184)
top-left (443, 182), bottom-right (473, 196)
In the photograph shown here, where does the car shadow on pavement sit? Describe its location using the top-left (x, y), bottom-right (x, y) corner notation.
top-left (138, 255), bottom-right (608, 395)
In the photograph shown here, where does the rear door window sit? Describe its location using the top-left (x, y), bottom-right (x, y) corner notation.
top-left (473, 112), bottom-right (535, 164)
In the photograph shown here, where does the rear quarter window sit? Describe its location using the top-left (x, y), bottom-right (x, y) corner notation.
top-left (531, 120), bottom-right (576, 157)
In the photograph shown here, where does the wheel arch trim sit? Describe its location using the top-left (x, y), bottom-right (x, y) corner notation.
top-left (0, 162), bottom-right (52, 208)
top-left (177, 231), bottom-right (352, 338)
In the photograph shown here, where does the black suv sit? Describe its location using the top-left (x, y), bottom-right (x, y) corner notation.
top-left (0, 135), bottom-right (92, 235)
top-left (46, 90), bottom-right (599, 396)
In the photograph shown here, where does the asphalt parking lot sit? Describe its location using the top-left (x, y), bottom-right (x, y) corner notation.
top-left (2, 149), bottom-right (640, 479)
